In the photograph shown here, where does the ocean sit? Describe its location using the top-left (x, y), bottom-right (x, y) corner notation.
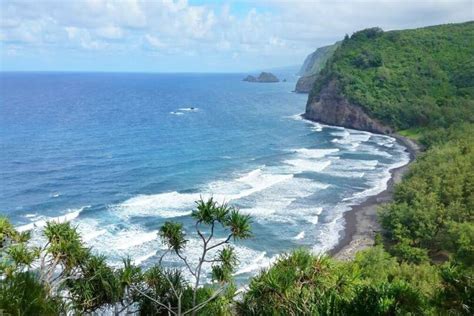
top-left (0, 72), bottom-right (409, 283)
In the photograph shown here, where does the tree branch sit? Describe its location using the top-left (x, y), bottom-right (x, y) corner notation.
top-left (159, 249), bottom-right (170, 265)
top-left (196, 222), bottom-right (206, 245)
top-left (183, 286), bottom-right (225, 315)
top-left (131, 285), bottom-right (177, 316)
top-left (206, 221), bottom-right (215, 244)
top-left (176, 252), bottom-right (196, 277)
top-left (206, 234), bottom-right (232, 252)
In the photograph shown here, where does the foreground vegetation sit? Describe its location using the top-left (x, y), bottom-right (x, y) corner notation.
top-left (1, 199), bottom-right (251, 315)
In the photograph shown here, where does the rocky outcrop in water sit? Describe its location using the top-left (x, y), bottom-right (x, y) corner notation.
top-left (304, 79), bottom-right (392, 134)
top-left (243, 75), bottom-right (257, 82)
top-left (243, 72), bottom-right (279, 83)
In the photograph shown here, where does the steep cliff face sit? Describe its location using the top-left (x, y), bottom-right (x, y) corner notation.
top-left (295, 42), bottom-right (340, 93)
top-left (294, 74), bottom-right (317, 93)
top-left (304, 79), bottom-right (392, 134)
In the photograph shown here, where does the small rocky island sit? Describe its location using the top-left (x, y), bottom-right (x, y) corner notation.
top-left (243, 72), bottom-right (279, 83)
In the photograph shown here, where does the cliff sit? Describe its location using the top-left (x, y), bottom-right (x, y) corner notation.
top-left (295, 42), bottom-right (340, 93)
top-left (304, 79), bottom-right (391, 134)
top-left (304, 22), bottom-right (474, 132)
top-left (295, 74), bottom-right (318, 93)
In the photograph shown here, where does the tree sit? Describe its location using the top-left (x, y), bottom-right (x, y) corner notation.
top-left (137, 197), bottom-right (252, 316)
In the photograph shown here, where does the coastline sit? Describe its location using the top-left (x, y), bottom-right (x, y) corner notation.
top-left (329, 133), bottom-right (421, 260)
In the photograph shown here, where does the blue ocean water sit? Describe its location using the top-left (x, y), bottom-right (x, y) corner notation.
top-left (0, 72), bottom-right (409, 282)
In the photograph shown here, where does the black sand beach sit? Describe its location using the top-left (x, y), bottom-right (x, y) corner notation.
top-left (330, 135), bottom-right (420, 260)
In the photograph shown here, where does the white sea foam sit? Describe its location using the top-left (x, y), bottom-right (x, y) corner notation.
top-left (114, 192), bottom-right (197, 219)
top-left (331, 130), bottom-right (350, 138)
top-left (331, 131), bottom-right (372, 149)
top-left (114, 167), bottom-right (293, 219)
top-left (115, 230), bottom-right (159, 250)
top-left (179, 107), bottom-right (199, 111)
top-left (170, 111), bottom-right (184, 115)
top-left (287, 113), bottom-right (324, 131)
top-left (341, 152), bottom-right (409, 203)
top-left (234, 251), bottom-right (279, 276)
top-left (287, 113), bottom-right (304, 121)
top-left (133, 251), bottom-right (157, 265)
top-left (293, 148), bottom-right (339, 159)
top-left (17, 207), bottom-right (86, 232)
top-left (312, 212), bottom-right (345, 254)
top-left (343, 175), bottom-right (391, 202)
top-left (284, 159), bottom-right (331, 172)
top-left (293, 231), bottom-right (305, 240)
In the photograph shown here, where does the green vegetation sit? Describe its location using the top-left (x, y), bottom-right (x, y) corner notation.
top-left (380, 129), bottom-right (473, 266)
top-left (397, 128), bottom-right (425, 141)
top-left (310, 22), bottom-right (474, 131)
top-left (241, 247), bottom-right (443, 315)
top-left (0, 198), bottom-right (251, 315)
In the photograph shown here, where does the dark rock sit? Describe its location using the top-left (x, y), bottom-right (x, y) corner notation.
top-left (304, 79), bottom-right (392, 134)
top-left (295, 74), bottom-right (318, 93)
top-left (243, 72), bottom-right (279, 83)
top-left (257, 72), bottom-right (279, 82)
top-left (243, 75), bottom-right (257, 82)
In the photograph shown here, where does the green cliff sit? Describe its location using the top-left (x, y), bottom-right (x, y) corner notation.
top-left (295, 42), bottom-right (340, 92)
top-left (306, 21), bottom-right (474, 132)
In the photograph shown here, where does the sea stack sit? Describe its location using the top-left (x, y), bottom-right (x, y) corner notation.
top-left (243, 72), bottom-right (279, 83)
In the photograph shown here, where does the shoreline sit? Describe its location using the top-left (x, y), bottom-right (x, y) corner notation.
top-left (329, 133), bottom-right (421, 260)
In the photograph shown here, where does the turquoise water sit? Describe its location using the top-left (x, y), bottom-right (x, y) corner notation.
top-left (0, 72), bottom-right (409, 282)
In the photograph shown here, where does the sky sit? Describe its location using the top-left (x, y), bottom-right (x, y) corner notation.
top-left (0, 0), bottom-right (472, 72)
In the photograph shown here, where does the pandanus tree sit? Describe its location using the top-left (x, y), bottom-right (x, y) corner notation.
top-left (137, 197), bottom-right (252, 316)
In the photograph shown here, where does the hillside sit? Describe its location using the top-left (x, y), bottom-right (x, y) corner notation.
top-left (295, 42), bottom-right (340, 92)
top-left (243, 22), bottom-right (474, 315)
top-left (305, 22), bottom-right (474, 132)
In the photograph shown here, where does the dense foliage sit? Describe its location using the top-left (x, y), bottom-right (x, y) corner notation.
top-left (380, 129), bottom-right (473, 266)
top-left (310, 22), bottom-right (474, 130)
top-left (240, 247), bottom-right (443, 315)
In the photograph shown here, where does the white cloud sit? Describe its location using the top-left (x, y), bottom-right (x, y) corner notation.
top-left (1, 0), bottom-right (472, 71)
top-left (144, 34), bottom-right (166, 49)
top-left (96, 25), bottom-right (123, 40)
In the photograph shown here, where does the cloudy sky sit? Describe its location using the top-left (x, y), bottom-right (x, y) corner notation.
top-left (1, 0), bottom-right (472, 72)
